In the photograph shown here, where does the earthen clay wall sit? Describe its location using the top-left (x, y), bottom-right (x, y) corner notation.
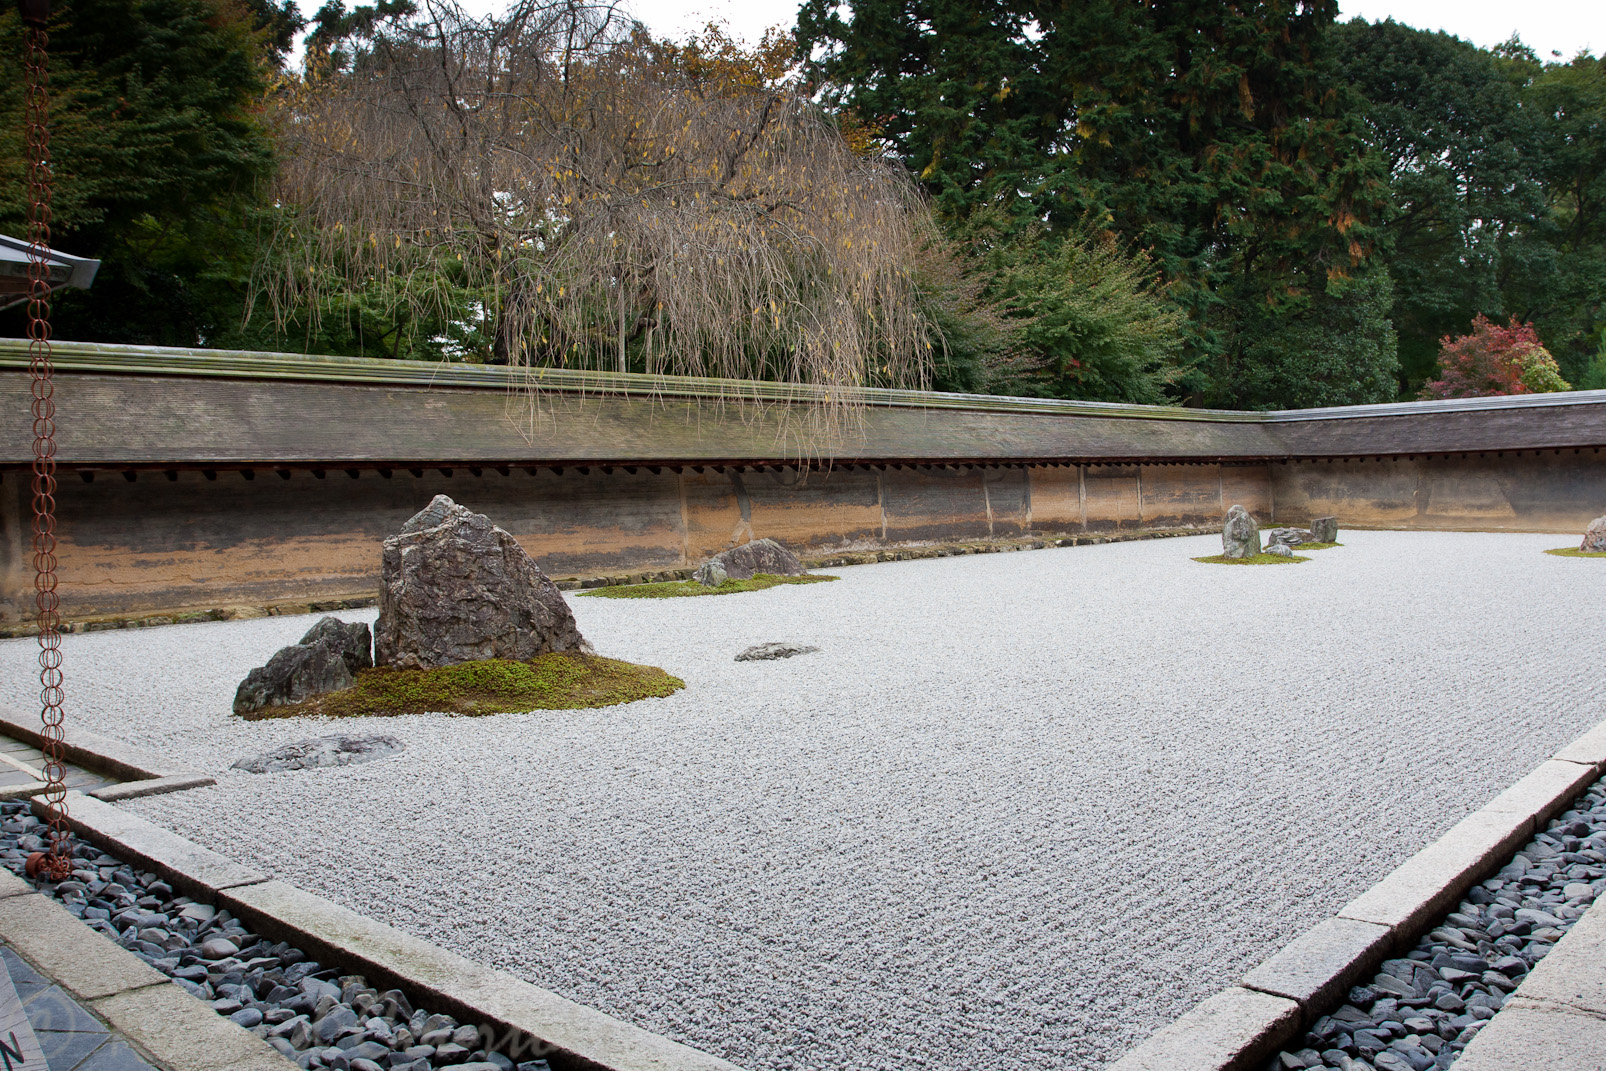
top-left (4, 342), bottom-right (1606, 625)
top-left (0, 461), bottom-right (1263, 623)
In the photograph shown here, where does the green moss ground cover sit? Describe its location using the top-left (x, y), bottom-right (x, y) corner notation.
top-left (1545, 548), bottom-right (1606, 558)
top-left (1293, 542), bottom-right (1342, 550)
top-left (1192, 553), bottom-right (1311, 565)
top-left (238, 653), bottom-right (684, 720)
top-left (578, 573), bottom-right (838, 599)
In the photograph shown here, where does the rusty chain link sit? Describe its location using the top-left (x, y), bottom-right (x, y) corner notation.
top-left (22, 6), bottom-right (72, 883)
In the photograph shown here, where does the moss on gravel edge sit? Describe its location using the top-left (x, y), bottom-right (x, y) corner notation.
top-left (578, 573), bottom-right (838, 599)
top-left (1545, 548), bottom-right (1606, 558)
top-left (1192, 553), bottom-right (1311, 565)
top-left (1293, 541), bottom-right (1342, 550)
top-left (238, 653), bottom-right (684, 719)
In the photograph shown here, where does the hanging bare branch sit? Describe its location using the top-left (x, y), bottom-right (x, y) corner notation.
top-left (256, 0), bottom-right (933, 447)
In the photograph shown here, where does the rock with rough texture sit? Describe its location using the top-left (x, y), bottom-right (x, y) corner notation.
top-left (694, 537), bottom-right (805, 587)
top-left (1581, 516), bottom-right (1606, 552)
top-left (232, 734), bottom-right (404, 774)
top-left (232, 616), bottom-right (373, 715)
top-left (1221, 505), bottom-right (1260, 559)
top-left (1263, 543), bottom-right (1294, 557)
top-left (692, 559), bottom-right (729, 587)
top-left (1264, 527), bottom-right (1315, 549)
top-left (297, 617), bottom-right (373, 675)
top-left (736, 642), bottom-right (821, 662)
top-left (1309, 516), bottom-right (1339, 543)
top-left (375, 495), bottom-right (584, 669)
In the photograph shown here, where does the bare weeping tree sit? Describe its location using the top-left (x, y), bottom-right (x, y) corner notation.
top-left (256, 0), bottom-right (933, 443)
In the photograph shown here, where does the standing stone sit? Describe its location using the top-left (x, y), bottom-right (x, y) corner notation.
top-left (1309, 516), bottom-right (1339, 543)
top-left (1581, 516), bottom-right (1606, 552)
top-left (1221, 505), bottom-right (1260, 559)
top-left (232, 617), bottom-right (373, 715)
top-left (375, 496), bottom-right (585, 669)
top-left (693, 538), bottom-right (806, 587)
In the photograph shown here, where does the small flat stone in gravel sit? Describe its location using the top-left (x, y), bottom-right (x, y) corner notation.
top-left (233, 734), bottom-right (404, 774)
top-left (735, 643), bottom-right (820, 662)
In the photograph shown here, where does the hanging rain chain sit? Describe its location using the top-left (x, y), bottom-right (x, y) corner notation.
top-left (20, 0), bottom-right (71, 883)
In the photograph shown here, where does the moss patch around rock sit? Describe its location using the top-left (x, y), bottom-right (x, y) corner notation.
top-left (1192, 553), bottom-right (1311, 565)
top-left (1544, 548), bottom-right (1606, 558)
top-left (1293, 542), bottom-right (1342, 550)
top-left (237, 653), bottom-right (684, 720)
top-left (578, 573), bottom-right (838, 599)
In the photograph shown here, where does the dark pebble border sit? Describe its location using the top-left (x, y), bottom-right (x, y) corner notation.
top-left (0, 799), bottom-right (552, 1071)
top-left (1266, 774), bottom-right (1606, 1071)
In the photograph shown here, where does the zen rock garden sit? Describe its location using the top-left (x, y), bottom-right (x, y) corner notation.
top-left (6, 524), bottom-right (1606, 1071)
top-left (1203, 506), bottom-right (1340, 564)
top-left (229, 497), bottom-right (830, 725)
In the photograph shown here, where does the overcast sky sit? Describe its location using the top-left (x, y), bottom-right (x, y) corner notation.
top-left (295, 0), bottom-right (1604, 62)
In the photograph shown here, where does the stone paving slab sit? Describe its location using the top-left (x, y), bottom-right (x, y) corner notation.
top-left (92, 984), bottom-right (293, 1071)
top-left (0, 879), bottom-right (166, 1002)
top-left (1336, 805), bottom-right (1535, 939)
top-left (1104, 987), bottom-right (1300, 1071)
top-left (1489, 892), bottom-right (1606, 1017)
top-left (1240, 917), bottom-right (1392, 1021)
top-left (1451, 1002), bottom-right (1606, 1071)
top-left (56, 792), bottom-right (267, 897)
top-left (0, 867), bottom-right (292, 1071)
top-left (0, 941), bottom-right (160, 1071)
top-left (222, 878), bottom-right (746, 1071)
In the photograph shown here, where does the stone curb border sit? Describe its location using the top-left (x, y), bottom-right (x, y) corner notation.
top-left (0, 703), bottom-right (216, 802)
top-left (1107, 721), bottom-right (1606, 1071)
top-left (31, 790), bottom-right (747, 1071)
top-left (0, 866), bottom-right (291, 1070)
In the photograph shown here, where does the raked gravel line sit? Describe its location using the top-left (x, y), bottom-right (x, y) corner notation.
top-left (1, 530), bottom-right (1602, 1071)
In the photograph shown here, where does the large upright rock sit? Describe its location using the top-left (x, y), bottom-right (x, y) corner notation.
top-left (1582, 516), bottom-right (1606, 552)
top-left (1309, 516), bottom-right (1339, 543)
top-left (375, 496), bottom-right (585, 669)
top-left (1221, 505), bottom-right (1260, 560)
top-left (233, 616), bottom-right (373, 715)
top-left (693, 538), bottom-right (805, 587)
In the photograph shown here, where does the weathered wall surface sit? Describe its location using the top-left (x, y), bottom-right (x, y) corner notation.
top-left (0, 462), bottom-right (1256, 623)
top-left (1269, 450), bottom-right (1606, 532)
top-left (5, 343), bottom-right (1606, 624)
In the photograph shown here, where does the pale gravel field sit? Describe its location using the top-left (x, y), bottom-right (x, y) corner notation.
top-left (1, 530), bottom-right (1601, 1071)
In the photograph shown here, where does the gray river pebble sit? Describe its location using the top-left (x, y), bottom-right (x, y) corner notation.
top-left (1266, 777), bottom-right (1606, 1071)
top-left (0, 803), bottom-right (550, 1071)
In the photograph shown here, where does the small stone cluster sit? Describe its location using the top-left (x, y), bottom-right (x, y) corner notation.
top-left (693, 537), bottom-right (806, 587)
top-left (0, 801), bottom-right (551, 1071)
top-left (1267, 775), bottom-right (1606, 1071)
top-left (1220, 509), bottom-right (1339, 559)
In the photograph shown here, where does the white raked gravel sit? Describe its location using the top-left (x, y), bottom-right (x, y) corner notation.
top-left (2, 530), bottom-right (1603, 1071)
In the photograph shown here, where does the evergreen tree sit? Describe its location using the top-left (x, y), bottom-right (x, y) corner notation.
top-left (799, 0), bottom-right (1398, 408)
top-left (1329, 20), bottom-right (1546, 392)
top-left (0, 0), bottom-right (277, 347)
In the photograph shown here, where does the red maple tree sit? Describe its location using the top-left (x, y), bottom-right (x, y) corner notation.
top-left (1419, 316), bottom-right (1570, 399)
